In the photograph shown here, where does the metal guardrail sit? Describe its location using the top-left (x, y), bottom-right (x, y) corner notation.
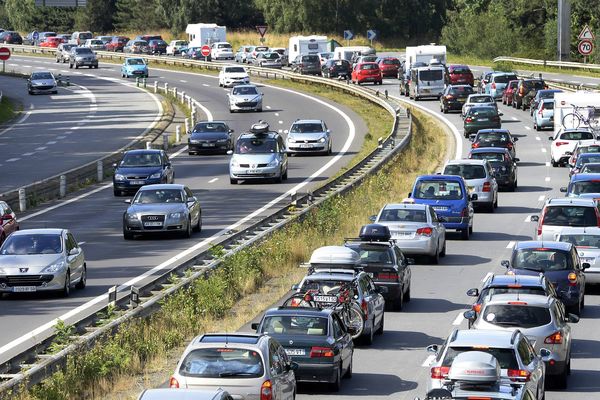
top-left (494, 55), bottom-right (600, 72)
top-left (0, 44), bottom-right (410, 396)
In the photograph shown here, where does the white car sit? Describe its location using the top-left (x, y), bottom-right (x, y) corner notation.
top-left (166, 40), bottom-right (187, 56)
top-left (550, 128), bottom-right (596, 167)
top-left (210, 42), bottom-right (234, 60)
top-left (218, 65), bottom-right (250, 88)
top-left (462, 94), bottom-right (497, 118)
top-left (83, 38), bottom-right (105, 51)
top-left (556, 227), bottom-right (600, 284)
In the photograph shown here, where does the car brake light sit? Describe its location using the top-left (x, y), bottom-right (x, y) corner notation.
top-left (169, 376), bottom-right (179, 388)
top-left (445, 95), bottom-right (454, 100)
top-left (568, 272), bottom-right (577, 286)
top-left (472, 142), bottom-right (480, 148)
top-left (483, 182), bottom-right (491, 192)
top-left (465, 117), bottom-right (473, 122)
top-left (508, 369), bottom-right (531, 382)
top-left (507, 284), bottom-right (522, 288)
top-left (472, 303), bottom-right (482, 313)
top-left (491, 82), bottom-right (496, 89)
top-left (310, 346), bottom-right (334, 358)
top-left (416, 227), bottom-right (433, 236)
top-left (507, 142), bottom-right (513, 150)
top-left (461, 207), bottom-right (469, 217)
top-left (556, 142), bottom-right (569, 146)
top-left (261, 380), bottom-right (273, 400)
top-left (361, 299), bottom-right (369, 319)
top-left (379, 272), bottom-right (399, 280)
top-left (507, 301), bottom-right (528, 305)
top-left (544, 331), bottom-right (563, 344)
top-left (431, 366), bottom-right (450, 379)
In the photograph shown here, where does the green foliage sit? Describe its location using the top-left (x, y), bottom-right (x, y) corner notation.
top-left (47, 320), bottom-right (74, 354)
top-left (73, 0), bottom-right (116, 33)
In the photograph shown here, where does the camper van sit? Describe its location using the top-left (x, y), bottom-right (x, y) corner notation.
top-left (409, 65), bottom-right (446, 100)
top-left (405, 45), bottom-right (447, 70)
top-left (288, 35), bottom-right (328, 65)
top-left (334, 46), bottom-right (375, 62)
top-left (185, 23), bottom-right (226, 48)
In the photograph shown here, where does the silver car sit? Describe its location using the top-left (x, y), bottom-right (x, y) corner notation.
top-left (425, 329), bottom-right (546, 399)
top-left (556, 227), bottom-right (600, 284)
top-left (465, 293), bottom-right (579, 389)
top-left (27, 71), bottom-right (57, 95)
top-left (253, 52), bottom-right (282, 69)
top-left (533, 99), bottom-right (554, 131)
top-left (169, 333), bottom-right (297, 400)
top-left (371, 203), bottom-right (446, 263)
top-left (443, 159), bottom-right (498, 212)
top-left (0, 228), bottom-right (86, 297)
top-left (462, 94), bottom-right (497, 118)
top-left (285, 119), bottom-right (332, 155)
top-left (228, 84), bottom-right (263, 113)
top-left (138, 388), bottom-right (232, 400)
top-left (122, 184), bottom-right (202, 239)
top-left (55, 43), bottom-right (76, 63)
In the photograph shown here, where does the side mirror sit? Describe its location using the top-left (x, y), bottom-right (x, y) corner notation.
top-left (469, 134), bottom-right (476, 142)
top-left (369, 215), bottom-right (377, 222)
top-left (463, 310), bottom-right (477, 321)
top-left (226, 150), bottom-right (233, 155)
top-left (530, 215), bottom-right (539, 222)
top-left (560, 187), bottom-right (568, 193)
top-left (501, 259), bottom-right (510, 268)
top-left (229, 129), bottom-right (234, 133)
top-left (112, 163), bottom-right (118, 169)
top-left (124, 199), bottom-right (132, 204)
top-left (565, 151), bottom-right (573, 156)
top-left (251, 322), bottom-right (259, 331)
top-left (426, 344), bottom-right (438, 353)
top-left (187, 196), bottom-right (197, 204)
top-left (513, 137), bottom-right (519, 141)
top-left (406, 258), bottom-right (415, 265)
top-left (582, 262), bottom-right (590, 270)
top-left (470, 193), bottom-right (478, 201)
top-left (68, 248), bottom-right (79, 256)
top-left (513, 158), bottom-right (520, 162)
top-left (291, 284), bottom-right (299, 291)
top-left (567, 313), bottom-right (580, 323)
top-left (437, 216), bottom-right (446, 223)
top-left (548, 136), bottom-right (554, 141)
top-left (407, 192), bottom-right (412, 198)
top-left (466, 288), bottom-right (479, 297)
top-left (499, 112), bottom-right (504, 116)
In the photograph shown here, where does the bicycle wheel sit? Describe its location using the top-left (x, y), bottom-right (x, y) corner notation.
top-left (562, 113), bottom-right (581, 129)
top-left (343, 304), bottom-right (365, 339)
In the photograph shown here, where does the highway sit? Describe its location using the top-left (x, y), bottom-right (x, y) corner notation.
top-left (0, 55), bottom-right (367, 364)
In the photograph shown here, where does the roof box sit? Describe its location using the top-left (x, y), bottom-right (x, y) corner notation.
top-left (250, 120), bottom-right (270, 134)
top-left (359, 224), bottom-right (391, 242)
top-left (309, 246), bottom-right (360, 266)
top-left (447, 351), bottom-right (500, 384)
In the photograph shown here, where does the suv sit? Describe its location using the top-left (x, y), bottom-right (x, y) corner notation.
top-left (56, 43), bottom-right (76, 63)
top-left (513, 78), bottom-right (546, 110)
top-left (531, 197), bottom-right (600, 241)
top-left (443, 159), bottom-right (498, 212)
top-left (425, 329), bottom-right (546, 399)
top-left (228, 121), bottom-right (288, 184)
top-left (218, 65), bottom-right (250, 88)
top-left (285, 119), bottom-right (331, 155)
top-left (291, 54), bottom-right (321, 75)
top-left (70, 31), bottom-right (93, 46)
top-left (550, 128), bottom-right (596, 167)
top-left (0, 31), bottom-right (22, 45)
top-left (69, 46), bottom-right (98, 69)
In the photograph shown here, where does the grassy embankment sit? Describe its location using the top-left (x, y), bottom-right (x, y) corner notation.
top-left (0, 96), bottom-right (17, 124)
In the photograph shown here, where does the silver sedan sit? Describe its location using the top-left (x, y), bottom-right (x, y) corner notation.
top-left (227, 84), bottom-right (263, 113)
top-left (122, 184), bottom-right (202, 239)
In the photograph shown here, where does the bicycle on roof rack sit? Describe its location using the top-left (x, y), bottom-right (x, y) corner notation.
top-left (562, 104), bottom-right (600, 131)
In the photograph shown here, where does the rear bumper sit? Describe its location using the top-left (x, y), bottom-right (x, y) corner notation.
top-left (294, 361), bottom-right (338, 383)
top-left (393, 236), bottom-right (436, 256)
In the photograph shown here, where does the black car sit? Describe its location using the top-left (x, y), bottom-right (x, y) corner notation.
top-left (322, 59), bottom-right (351, 79)
top-left (252, 306), bottom-right (353, 390)
top-left (440, 85), bottom-right (475, 113)
top-left (188, 121), bottom-right (234, 155)
top-left (469, 129), bottom-right (518, 159)
top-left (113, 149), bottom-right (175, 196)
top-left (148, 39), bottom-right (167, 55)
top-left (469, 147), bottom-right (518, 191)
top-left (344, 224), bottom-right (412, 311)
top-left (0, 31), bottom-right (22, 44)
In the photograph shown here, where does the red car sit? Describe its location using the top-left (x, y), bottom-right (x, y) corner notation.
top-left (106, 36), bottom-right (129, 52)
top-left (377, 57), bottom-right (400, 77)
top-left (502, 80), bottom-right (519, 105)
top-left (447, 64), bottom-right (474, 86)
top-left (0, 201), bottom-right (19, 245)
top-left (40, 37), bottom-right (63, 48)
top-left (351, 62), bottom-right (383, 85)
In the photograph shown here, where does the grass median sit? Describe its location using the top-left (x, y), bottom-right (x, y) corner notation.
top-left (0, 96), bottom-right (16, 125)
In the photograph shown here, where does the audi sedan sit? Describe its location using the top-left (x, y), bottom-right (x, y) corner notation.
top-left (122, 184), bottom-right (202, 239)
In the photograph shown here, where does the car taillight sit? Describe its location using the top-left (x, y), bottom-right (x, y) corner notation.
top-left (361, 299), bottom-right (369, 319)
top-left (472, 303), bottom-right (482, 313)
top-left (537, 211), bottom-right (544, 236)
top-left (379, 272), bottom-right (399, 280)
top-left (507, 142), bottom-right (513, 150)
top-left (539, 104), bottom-right (545, 115)
top-left (465, 117), bottom-right (473, 122)
top-left (491, 82), bottom-right (496, 89)
top-left (568, 272), bottom-right (578, 286)
top-left (169, 376), bottom-right (179, 388)
top-left (545, 331), bottom-right (563, 344)
top-left (556, 142), bottom-right (569, 146)
top-left (310, 347), bottom-right (334, 358)
top-left (431, 366), bottom-right (450, 379)
top-left (472, 142), bottom-right (479, 148)
top-left (261, 380), bottom-right (273, 400)
top-left (519, 87), bottom-right (525, 95)
top-left (461, 207), bottom-right (469, 217)
top-left (445, 95), bottom-right (454, 100)
top-left (508, 369), bottom-right (531, 382)
top-left (483, 182), bottom-right (491, 192)
top-left (416, 227), bottom-right (433, 236)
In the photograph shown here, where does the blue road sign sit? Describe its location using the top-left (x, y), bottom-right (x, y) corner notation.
top-left (343, 30), bottom-right (354, 41)
top-left (367, 29), bottom-right (377, 41)
top-left (32, 31), bottom-right (39, 41)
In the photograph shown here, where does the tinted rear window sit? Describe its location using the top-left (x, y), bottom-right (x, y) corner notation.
top-left (302, 55), bottom-right (319, 62)
top-left (559, 233), bottom-right (600, 248)
top-left (349, 246), bottom-right (394, 265)
top-left (543, 205), bottom-right (597, 226)
top-left (477, 132), bottom-right (510, 143)
top-left (443, 164), bottom-right (486, 179)
top-left (378, 208), bottom-right (427, 222)
top-left (576, 154), bottom-right (600, 166)
top-left (570, 180), bottom-right (600, 195)
top-left (261, 315), bottom-right (328, 336)
top-left (470, 152), bottom-right (505, 162)
top-left (525, 80), bottom-right (545, 89)
top-left (493, 74), bottom-right (517, 83)
top-left (560, 131), bottom-right (594, 140)
top-left (449, 87), bottom-right (474, 95)
top-left (451, 66), bottom-right (471, 74)
top-left (419, 69), bottom-right (444, 81)
top-left (179, 348), bottom-right (264, 378)
top-left (512, 248), bottom-right (573, 271)
top-left (469, 108), bottom-right (497, 117)
top-left (483, 304), bottom-right (551, 328)
top-left (443, 347), bottom-right (518, 369)
top-left (581, 164), bottom-right (600, 173)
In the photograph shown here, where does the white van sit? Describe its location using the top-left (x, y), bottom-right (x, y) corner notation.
top-left (288, 35), bottom-right (328, 65)
top-left (409, 66), bottom-right (446, 100)
top-left (70, 31), bottom-right (93, 46)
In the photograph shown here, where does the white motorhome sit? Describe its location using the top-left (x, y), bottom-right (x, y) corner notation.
top-left (288, 35), bottom-right (328, 64)
top-left (554, 91), bottom-right (600, 133)
top-left (405, 44), bottom-right (447, 70)
top-left (185, 23), bottom-right (226, 48)
top-left (334, 46), bottom-right (376, 62)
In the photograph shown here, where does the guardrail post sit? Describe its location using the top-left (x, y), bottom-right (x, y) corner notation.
top-left (175, 125), bottom-right (181, 143)
top-left (163, 133), bottom-right (169, 150)
top-left (130, 286), bottom-right (140, 309)
top-left (18, 188), bottom-right (26, 212)
top-left (185, 118), bottom-right (190, 133)
top-left (164, 82), bottom-right (169, 93)
top-left (59, 175), bottom-right (66, 198)
top-left (135, 77), bottom-right (140, 87)
top-left (146, 141), bottom-right (152, 149)
top-left (188, 97), bottom-right (192, 109)
top-left (143, 78), bottom-right (147, 88)
top-left (97, 161), bottom-right (103, 182)
top-left (108, 285), bottom-right (117, 307)
top-left (173, 87), bottom-right (178, 98)
top-left (291, 192), bottom-right (297, 207)
top-left (66, 77), bottom-right (70, 86)
top-left (153, 81), bottom-right (158, 93)
top-left (378, 137), bottom-right (384, 149)
top-left (384, 90), bottom-right (388, 99)
top-left (180, 91), bottom-right (185, 104)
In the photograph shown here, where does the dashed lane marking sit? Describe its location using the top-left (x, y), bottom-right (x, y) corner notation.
top-left (545, 177), bottom-right (551, 182)
top-left (208, 178), bottom-right (218, 183)
top-left (452, 313), bottom-right (464, 326)
top-left (506, 241), bottom-right (515, 249)
top-left (538, 195), bottom-right (545, 202)
top-left (541, 148), bottom-right (547, 153)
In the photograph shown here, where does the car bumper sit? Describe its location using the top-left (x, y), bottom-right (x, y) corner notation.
top-left (301, 67), bottom-right (322, 74)
top-left (373, 281), bottom-right (402, 302)
top-left (536, 116), bottom-right (553, 128)
top-left (471, 191), bottom-right (494, 204)
top-left (188, 142), bottom-right (230, 152)
top-left (124, 218), bottom-right (187, 233)
top-left (230, 101), bottom-right (261, 111)
top-left (223, 78), bottom-right (250, 87)
top-left (230, 166), bottom-right (281, 180)
top-left (392, 236), bottom-right (437, 256)
top-left (0, 273), bottom-right (65, 293)
top-left (287, 142), bottom-right (328, 153)
top-left (74, 60), bottom-right (98, 67)
top-left (213, 54), bottom-right (234, 60)
top-left (113, 178), bottom-right (163, 193)
top-left (30, 85), bottom-right (56, 93)
top-left (357, 76), bottom-right (382, 83)
top-left (545, 358), bottom-right (567, 376)
top-left (441, 217), bottom-right (470, 230)
top-left (293, 361), bottom-right (339, 383)
top-left (126, 70), bottom-right (148, 77)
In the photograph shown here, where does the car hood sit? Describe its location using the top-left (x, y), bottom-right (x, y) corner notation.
top-left (127, 203), bottom-right (186, 214)
top-left (190, 132), bottom-right (229, 141)
top-left (0, 254), bottom-right (63, 273)
top-left (31, 79), bottom-right (55, 86)
top-left (288, 132), bottom-right (326, 141)
top-left (115, 166), bottom-right (162, 175)
top-left (232, 154), bottom-right (276, 165)
top-left (229, 93), bottom-right (261, 101)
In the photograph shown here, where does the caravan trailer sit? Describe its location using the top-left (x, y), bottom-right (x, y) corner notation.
top-left (185, 23), bottom-right (226, 48)
top-left (288, 35), bottom-right (328, 65)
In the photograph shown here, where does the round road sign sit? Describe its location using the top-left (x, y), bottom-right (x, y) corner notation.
top-left (0, 47), bottom-right (11, 61)
top-left (201, 45), bottom-right (211, 57)
top-left (578, 39), bottom-right (594, 56)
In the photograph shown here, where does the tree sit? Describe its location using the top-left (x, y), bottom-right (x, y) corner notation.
top-left (74, 0), bottom-right (116, 33)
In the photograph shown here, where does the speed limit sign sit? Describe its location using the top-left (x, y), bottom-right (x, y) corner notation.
top-left (578, 39), bottom-right (594, 56)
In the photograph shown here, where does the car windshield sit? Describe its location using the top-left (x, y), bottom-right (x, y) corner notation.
top-left (31, 72), bottom-right (53, 80)
top-left (512, 249), bottom-right (573, 271)
top-left (493, 74), bottom-right (517, 83)
top-left (179, 348), bottom-right (264, 378)
top-left (121, 153), bottom-right (162, 167)
top-left (483, 304), bottom-right (551, 328)
top-left (442, 347), bottom-right (518, 369)
top-left (559, 233), bottom-right (600, 248)
top-left (570, 180), bottom-right (600, 194)
top-left (0, 234), bottom-right (62, 255)
top-left (236, 137), bottom-right (276, 154)
top-left (75, 48), bottom-right (92, 54)
top-left (127, 59), bottom-right (144, 65)
top-left (414, 180), bottom-right (463, 200)
top-left (134, 189), bottom-right (183, 204)
top-left (193, 123), bottom-right (227, 133)
top-left (232, 86), bottom-right (258, 96)
top-left (225, 67), bottom-right (245, 73)
top-left (560, 131), bottom-right (594, 140)
top-left (90, 40), bottom-right (102, 45)
top-left (290, 123), bottom-right (323, 133)
top-left (378, 208), bottom-right (427, 222)
top-left (470, 152), bottom-right (505, 162)
top-left (443, 164), bottom-right (486, 180)
top-left (470, 96), bottom-right (493, 103)
top-left (419, 69), bottom-right (443, 81)
top-left (581, 164), bottom-right (600, 173)
top-left (543, 206), bottom-right (597, 226)
top-left (261, 315), bottom-right (329, 336)
top-left (525, 80), bottom-right (545, 89)
top-left (477, 133), bottom-right (509, 143)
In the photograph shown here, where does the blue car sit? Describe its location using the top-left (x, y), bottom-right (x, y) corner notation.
top-left (121, 57), bottom-right (148, 78)
top-left (485, 72), bottom-right (518, 99)
top-left (560, 172), bottom-right (600, 198)
top-left (113, 149), bottom-right (174, 196)
top-left (409, 174), bottom-right (476, 240)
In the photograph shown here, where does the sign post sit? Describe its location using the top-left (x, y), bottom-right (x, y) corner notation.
top-left (578, 25), bottom-right (595, 63)
top-left (200, 45), bottom-right (211, 62)
top-left (0, 47), bottom-right (11, 73)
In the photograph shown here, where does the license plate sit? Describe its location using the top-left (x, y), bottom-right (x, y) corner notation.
top-left (143, 222), bottom-right (162, 227)
top-left (246, 169), bottom-right (261, 174)
top-left (313, 295), bottom-right (337, 303)
top-left (130, 180), bottom-right (145, 185)
top-left (285, 348), bottom-right (306, 356)
top-left (13, 286), bottom-right (36, 293)
top-left (299, 144), bottom-right (313, 148)
top-left (432, 206), bottom-right (448, 211)
top-left (202, 143), bottom-right (215, 147)
top-left (478, 118), bottom-right (489, 121)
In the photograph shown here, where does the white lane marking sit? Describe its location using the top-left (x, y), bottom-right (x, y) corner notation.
top-left (422, 355), bottom-right (435, 367)
top-left (79, 241), bottom-right (86, 245)
top-left (452, 313), bottom-right (464, 326)
top-left (202, 84), bottom-right (210, 87)
top-left (541, 148), bottom-right (547, 153)
top-left (46, 141), bottom-right (57, 145)
top-left (56, 136), bottom-right (67, 139)
top-left (22, 152), bottom-right (35, 156)
top-left (481, 272), bottom-right (493, 283)
top-left (545, 177), bottom-right (551, 182)
top-left (511, 116), bottom-right (518, 121)
top-left (274, 113), bottom-right (279, 116)
top-left (570, 81), bottom-right (580, 84)
top-left (538, 195), bottom-right (545, 202)
top-left (35, 146), bottom-right (47, 151)
top-left (6, 158), bottom-right (20, 162)
top-left (223, 88), bottom-right (228, 92)
top-left (192, 99), bottom-right (213, 121)
top-left (23, 65), bottom-right (31, 68)
top-left (545, 161), bottom-right (551, 166)
top-left (0, 105), bottom-right (34, 137)
top-left (506, 241), bottom-right (515, 249)
top-left (525, 126), bottom-right (531, 130)
top-left (278, 120), bottom-right (283, 124)
top-left (524, 216), bottom-right (532, 222)
top-left (180, 80), bottom-right (187, 83)
top-left (208, 178), bottom-right (218, 183)
top-left (266, 105), bottom-right (272, 109)
top-left (535, 136), bottom-right (540, 140)
top-left (8, 63), bottom-right (17, 67)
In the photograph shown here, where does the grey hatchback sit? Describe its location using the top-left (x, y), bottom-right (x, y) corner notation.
top-left (291, 54), bottom-right (321, 75)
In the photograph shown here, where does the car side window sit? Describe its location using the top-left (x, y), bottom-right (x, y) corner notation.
top-left (184, 187), bottom-right (194, 199)
top-left (517, 338), bottom-right (533, 365)
top-left (269, 341), bottom-right (283, 375)
top-left (394, 247), bottom-right (405, 266)
top-left (429, 207), bottom-right (438, 222)
top-left (64, 234), bottom-right (75, 252)
top-left (332, 315), bottom-right (345, 338)
top-left (572, 248), bottom-right (581, 270)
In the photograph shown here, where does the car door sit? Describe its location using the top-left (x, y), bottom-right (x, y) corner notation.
top-left (332, 314), bottom-right (352, 372)
top-left (0, 202), bottom-right (17, 237)
top-left (364, 276), bottom-right (384, 326)
top-left (428, 206), bottom-right (445, 250)
top-left (161, 152), bottom-right (173, 182)
top-left (393, 246), bottom-right (409, 293)
top-left (571, 247), bottom-right (586, 296)
top-left (268, 340), bottom-right (286, 400)
top-left (516, 337), bottom-right (541, 395)
top-left (184, 187), bottom-right (200, 225)
top-left (276, 344), bottom-right (295, 399)
top-left (65, 232), bottom-right (84, 280)
top-left (277, 136), bottom-right (288, 172)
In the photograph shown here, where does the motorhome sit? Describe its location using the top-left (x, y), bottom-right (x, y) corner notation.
top-left (288, 35), bottom-right (328, 65)
top-left (408, 65), bottom-right (446, 100)
top-left (185, 23), bottom-right (226, 48)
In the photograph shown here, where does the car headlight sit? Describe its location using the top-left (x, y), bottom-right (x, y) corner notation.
top-left (267, 159), bottom-right (279, 167)
top-left (287, 137), bottom-right (296, 143)
top-left (115, 174), bottom-right (125, 180)
top-left (41, 260), bottom-right (66, 273)
top-left (149, 172), bottom-right (162, 179)
top-left (217, 139), bottom-right (228, 143)
top-left (319, 137), bottom-right (327, 143)
top-left (189, 139), bottom-right (200, 144)
top-left (76, 57), bottom-right (83, 61)
top-left (126, 213), bottom-right (138, 220)
top-left (231, 159), bottom-right (240, 168)
top-left (169, 212), bottom-right (182, 219)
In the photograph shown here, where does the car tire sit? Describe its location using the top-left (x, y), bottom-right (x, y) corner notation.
top-left (404, 284), bottom-right (411, 302)
top-left (581, 294), bottom-right (585, 310)
top-left (439, 240), bottom-right (446, 257)
top-left (461, 228), bottom-right (470, 240)
top-left (230, 178), bottom-right (238, 185)
top-left (282, 168), bottom-right (288, 180)
top-left (123, 228), bottom-right (134, 240)
top-left (442, 106), bottom-right (448, 114)
top-left (555, 365), bottom-right (568, 389)
top-left (75, 64), bottom-right (79, 69)
top-left (329, 365), bottom-right (342, 392)
top-left (53, 90), bottom-right (58, 94)
top-left (469, 223), bottom-right (473, 235)
top-left (61, 271), bottom-right (71, 298)
top-left (76, 265), bottom-right (87, 289)
top-left (344, 355), bottom-right (353, 378)
top-left (28, 90), bottom-right (33, 95)
top-left (193, 214), bottom-right (202, 232)
top-left (552, 159), bottom-right (559, 167)
top-left (494, 196), bottom-right (498, 209)
top-left (430, 246), bottom-right (440, 264)
top-left (182, 218), bottom-right (192, 239)
top-left (69, 63), bottom-right (73, 69)
top-left (394, 289), bottom-right (404, 311)
top-left (375, 314), bottom-right (384, 335)
top-left (488, 201), bottom-right (495, 213)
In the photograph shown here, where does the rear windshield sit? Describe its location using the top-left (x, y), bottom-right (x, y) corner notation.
top-left (451, 66), bottom-right (471, 74)
top-left (580, 146), bottom-right (600, 154)
top-left (263, 53), bottom-right (279, 60)
top-left (524, 80), bottom-right (545, 89)
top-left (419, 69), bottom-right (444, 81)
top-left (300, 279), bottom-right (355, 296)
top-left (570, 180), bottom-right (600, 195)
top-left (414, 180), bottom-right (463, 200)
top-left (179, 348), bottom-right (264, 378)
top-left (378, 208), bottom-right (427, 222)
top-left (449, 86), bottom-right (474, 95)
top-left (541, 101), bottom-right (554, 110)
top-left (346, 245), bottom-right (394, 265)
top-left (483, 304), bottom-right (551, 328)
top-left (79, 32), bottom-right (92, 40)
top-left (302, 55), bottom-right (319, 62)
top-left (482, 287), bottom-right (547, 299)
top-left (511, 248), bottom-right (573, 271)
top-left (540, 92), bottom-right (559, 99)
top-left (560, 131), bottom-right (594, 140)
top-left (476, 132), bottom-right (510, 143)
top-left (470, 96), bottom-right (493, 103)
top-left (581, 164), bottom-right (600, 173)
top-left (468, 108), bottom-right (497, 117)
top-left (382, 59), bottom-right (400, 65)
top-left (470, 152), bottom-right (506, 162)
top-left (261, 315), bottom-right (328, 336)
top-left (217, 43), bottom-right (231, 48)
top-left (559, 233), bottom-right (600, 248)
top-left (493, 74), bottom-right (517, 83)
top-left (361, 63), bottom-right (379, 70)
top-left (442, 347), bottom-right (518, 369)
top-left (443, 164), bottom-right (486, 179)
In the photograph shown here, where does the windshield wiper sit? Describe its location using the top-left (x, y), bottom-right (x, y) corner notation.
top-left (219, 372), bottom-right (257, 377)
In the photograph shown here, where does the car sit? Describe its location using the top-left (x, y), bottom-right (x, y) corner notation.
top-left (566, 139), bottom-right (600, 168)
top-left (531, 197), bottom-right (600, 242)
top-left (135, 34), bottom-right (163, 42)
top-left (0, 201), bottom-right (18, 245)
top-left (138, 388), bottom-right (233, 400)
top-left (351, 62), bottom-right (383, 85)
top-left (465, 293), bottom-right (579, 389)
top-left (227, 84), bottom-right (263, 113)
top-left (113, 149), bottom-right (174, 196)
top-left (285, 119), bottom-right (332, 155)
top-left (344, 224), bottom-right (413, 308)
top-left (36, 31), bottom-right (57, 46)
top-left (0, 228), bottom-right (86, 297)
top-left (69, 31), bottom-right (92, 46)
top-left (166, 40), bottom-right (188, 55)
top-left (218, 65), bottom-right (250, 87)
top-left (376, 56), bottom-right (401, 77)
top-left (462, 94), bottom-right (497, 118)
top-left (271, 47), bottom-right (288, 65)
top-left (188, 121), bottom-right (234, 155)
top-left (291, 54), bottom-right (321, 75)
top-left (580, 162), bottom-right (600, 174)
top-left (463, 106), bottom-right (503, 138)
top-left (529, 89), bottom-right (563, 116)
top-left (83, 38), bottom-right (105, 51)
top-left (39, 37), bottom-right (63, 48)
top-left (228, 121), bottom-right (288, 184)
top-left (27, 71), bottom-right (57, 95)
top-left (234, 45), bottom-right (254, 63)
top-left (561, 172), bottom-right (600, 198)
top-left (124, 39), bottom-right (149, 54)
top-left (318, 51), bottom-right (334, 65)
top-left (249, 45), bottom-right (269, 62)
top-left (69, 46), bottom-right (98, 69)
top-left (502, 79), bottom-right (519, 105)
top-left (252, 306), bottom-right (353, 390)
top-left (210, 41), bottom-right (234, 60)
top-left (440, 85), bottom-right (475, 113)
top-left (253, 52), bottom-right (282, 68)
top-left (352, 55), bottom-right (378, 69)
top-left (568, 153), bottom-right (600, 177)
top-left (447, 64), bottom-right (474, 86)
top-left (55, 43), bottom-right (76, 63)
top-left (169, 333), bottom-right (296, 400)
top-left (122, 184), bottom-right (202, 239)
top-left (485, 72), bottom-right (518, 100)
top-left (533, 99), bottom-right (555, 131)
top-left (469, 129), bottom-right (517, 160)
top-left (148, 39), bottom-right (168, 55)
top-left (504, 240), bottom-right (588, 315)
top-left (22, 31), bottom-right (37, 46)
top-left (106, 36), bottom-right (129, 52)
top-left (182, 46), bottom-right (203, 60)
top-left (468, 147), bottom-right (518, 191)
top-left (370, 203), bottom-right (446, 263)
top-left (0, 31), bottom-right (22, 44)
top-left (409, 174), bottom-right (476, 240)
top-left (556, 227), bottom-right (600, 285)
top-left (513, 78), bottom-right (547, 110)
top-left (120, 57), bottom-right (148, 78)
top-left (95, 35), bottom-right (113, 45)
top-left (550, 128), bottom-right (596, 167)
top-left (443, 159), bottom-right (498, 212)
top-left (425, 329), bottom-right (546, 399)
top-left (321, 59), bottom-right (351, 79)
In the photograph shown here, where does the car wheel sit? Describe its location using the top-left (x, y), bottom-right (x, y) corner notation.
top-left (344, 354), bottom-right (353, 378)
top-left (430, 246), bottom-right (440, 264)
top-left (362, 319), bottom-right (375, 345)
top-left (442, 106), bottom-right (448, 114)
top-left (329, 365), bottom-right (342, 392)
top-left (76, 265), bottom-right (87, 289)
top-left (469, 223), bottom-right (473, 234)
top-left (123, 228), bottom-right (134, 240)
top-left (61, 271), bottom-right (71, 298)
top-left (28, 90), bottom-right (33, 95)
top-left (193, 214), bottom-right (202, 232)
top-left (230, 178), bottom-right (238, 184)
top-left (394, 289), bottom-right (404, 311)
top-left (404, 283), bottom-right (411, 302)
top-left (56, 58), bottom-right (59, 63)
top-left (75, 64), bottom-right (79, 69)
top-left (275, 169), bottom-right (283, 183)
top-left (439, 240), bottom-right (446, 257)
top-left (552, 159), bottom-right (559, 167)
top-left (461, 228), bottom-right (470, 240)
top-left (488, 201), bottom-right (495, 213)
top-left (494, 196), bottom-right (498, 209)
top-left (375, 314), bottom-right (384, 335)
top-left (182, 218), bottom-right (192, 238)
top-left (555, 363), bottom-right (568, 389)
top-left (581, 294), bottom-right (585, 310)
top-left (69, 63), bottom-right (73, 69)
top-left (282, 168), bottom-right (288, 180)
